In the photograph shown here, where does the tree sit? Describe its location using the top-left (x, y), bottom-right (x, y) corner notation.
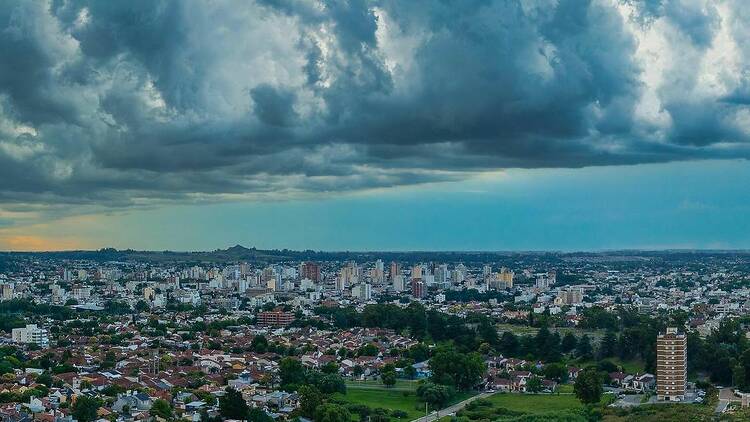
top-left (429, 348), bottom-right (485, 390)
top-left (150, 399), bottom-right (173, 420)
top-left (599, 331), bottom-right (617, 359)
top-left (251, 335), bottom-right (268, 353)
top-left (543, 363), bottom-right (569, 383)
top-left (561, 332), bottom-right (577, 353)
top-left (357, 344), bottom-right (379, 357)
top-left (314, 403), bottom-right (351, 422)
top-left (574, 368), bottom-right (603, 405)
top-left (381, 369), bottom-right (397, 388)
top-left (353, 365), bottom-right (364, 378)
top-left (310, 372), bottom-right (346, 394)
top-left (408, 344), bottom-right (429, 362)
top-left (219, 387), bottom-right (250, 420)
top-left (36, 372), bottom-right (53, 388)
top-left (478, 342), bottom-right (492, 356)
top-left (734, 365), bottom-right (746, 390)
top-left (248, 408), bottom-right (273, 422)
top-left (576, 335), bottom-right (593, 360)
top-left (298, 385), bottom-right (324, 417)
top-left (526, 376), bottom-right (543, 393)
top-left (72, 396), bottom-right (100, 422)
top-left (416, 382), bottom-right (455, 410)
top-left (499, 332), bottom-right (519, 357)
top-left (135, 300), bottom-right (150, 312)
top-left (279, 358), bottom-right (306, 390)
top-left (321, 361), bottom-right (339, 374)
top-left (403, 365), bottom-right (417, 380)
top-left (535, 327), bottom-right (552, 354)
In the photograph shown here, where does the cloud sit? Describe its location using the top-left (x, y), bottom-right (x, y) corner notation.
top-left (0, 0), bottom-right (748, 219)
top-left (0, 235), bottom-right (84, 251)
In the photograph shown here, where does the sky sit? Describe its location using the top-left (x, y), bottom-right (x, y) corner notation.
top-left (1, 0), bottom-right (750, 251)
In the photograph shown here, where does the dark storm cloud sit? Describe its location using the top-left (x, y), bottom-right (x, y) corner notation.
top-left (0, 0), bottom-right (748, 210)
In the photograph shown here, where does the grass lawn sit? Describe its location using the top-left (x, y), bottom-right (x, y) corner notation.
top-left (601, 403), bottom-right (714, 421)
top-left (486, 393), bottom-right (583, 414)
top-left (334, 388), bottom-right (424, 420)
top-left (334, 384), bottom-right (476, 421)
top-left (574, 357), bottom-right (646, 374)
top-left (457, 393), bottom-right (585, 421)
top-left (557, 383), bottom-right (575, 394)
top-left (608, 357), bottom-right (645, 374)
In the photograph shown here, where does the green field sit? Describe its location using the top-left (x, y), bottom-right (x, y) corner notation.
top-left (456, 393), bottom-right (585, 421)
top-left (574, 357), bottom-right (646, 374)
top-left (602, 404), bottom-right (715, 421)
top-left (557, 383), bottom-right (575, 394)
top-left (333, 388), bottom-right (425, 420)
top-left (486, 393), bottom-right (583, 414)
top-left (334, 384), bottom-right (475, 421)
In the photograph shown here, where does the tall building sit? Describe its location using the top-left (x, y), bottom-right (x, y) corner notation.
top-left (336, 276), bottom-right (346, 292)
top-left (553, 287), bottom-right (584, 305)
top-left (411, 279), bottom-right (426, 298)
top-left (300, 262), bottom-right (321, 282)
top-left (392, 275), bottom-right (406, 292)
top-left (656, 327), bottom-right (687, 401)
top-left (12, 324), bottom-right (49, 348)
top-left (453, 263), bottom-right (467, 283)
top-left (498, 267), bottom-right (514, 288)
top-left (435, 264), bottom-right (450, 288)
top-left (370, 260), bottom-right (384, 284)
top-left (340, 262), bottom-right (359, 285)
top-left (389, 261), bottom-right (400, 281)
top-left (0, 283), bottom-right (14, 300)
top-left (411, 264), bottom-right (423, 280)
top-left (352, 283), bottom-right (372, 301)
top-left (482, 265), bottom-right (492, 280)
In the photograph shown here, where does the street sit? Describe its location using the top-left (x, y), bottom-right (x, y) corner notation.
top-left (411, 393), bottom-right (493, 422)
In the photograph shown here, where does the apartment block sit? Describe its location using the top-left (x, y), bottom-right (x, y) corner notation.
top-left (656, 327), bottom-right (687, 401)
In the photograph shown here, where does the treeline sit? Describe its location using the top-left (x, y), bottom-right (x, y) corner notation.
top-left (314, 303), bottom-right (499, 352)
top-left (0, 299), bottom-right (73, 323)
top-left (690, 318), bottom-right (750, 388)
top-left (443, 290), bottom-right (512, 303)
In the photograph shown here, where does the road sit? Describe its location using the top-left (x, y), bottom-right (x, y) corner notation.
top-left (411, 392), bottom-right (492, 422)
top-left (716, 388), bottom-right (740, 414)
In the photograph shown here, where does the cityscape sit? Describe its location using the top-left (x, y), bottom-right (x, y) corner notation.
top-left (0, 248), bottom-right (749, 421)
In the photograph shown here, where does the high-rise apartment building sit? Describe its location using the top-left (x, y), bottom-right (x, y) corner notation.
top-left (656, 327), bottom-right (687, 401)
top-left (389, 261), bottom-right (400, 281)
top-left (553, 287), bottom-right (584, 305)
top-left (300, 262), bottom-right (321, 282)
top-left (392, 275), bottom-right (406, 292)
top-left (411, 264), bottom-right (422, 280)
top-left (12, 324), bottom-right (49, 348)
top-left (411, 279), bottom-right (426, 298)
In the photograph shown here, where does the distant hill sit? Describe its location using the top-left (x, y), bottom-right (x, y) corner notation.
top-left (1, 245), bottom-right (750, 265)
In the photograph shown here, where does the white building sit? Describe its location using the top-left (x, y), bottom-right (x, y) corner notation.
top-left (12, 324), bottom-right (49, 348)
top-left (392, 275), bottom-right (406, 292)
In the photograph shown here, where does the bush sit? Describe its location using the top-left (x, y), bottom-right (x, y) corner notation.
top-left (391, 410), bottom-right (408, 419)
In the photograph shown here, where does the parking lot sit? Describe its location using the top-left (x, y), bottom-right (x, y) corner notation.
top-left (609, 388), bottom-right (706, 408)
